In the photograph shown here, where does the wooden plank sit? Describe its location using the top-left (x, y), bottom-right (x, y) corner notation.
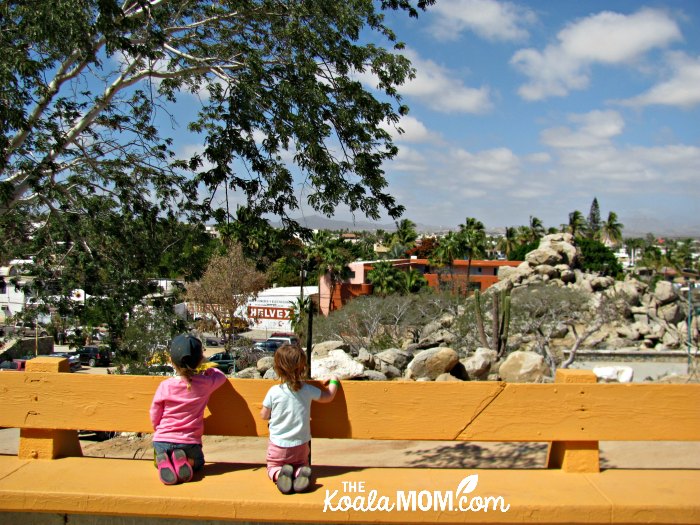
top-left (0, 373), bottom-right (699, 441)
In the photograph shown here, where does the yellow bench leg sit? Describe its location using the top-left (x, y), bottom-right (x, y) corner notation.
top-left (19, 428), bottom-right (83, 460)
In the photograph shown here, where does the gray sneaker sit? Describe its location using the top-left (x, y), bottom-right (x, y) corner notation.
top-left (293, 466), bottom-right (312, 493)
top-left (276, 464), bottom-right (294, 494)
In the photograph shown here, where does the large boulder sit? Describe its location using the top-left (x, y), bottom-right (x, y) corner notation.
top-left (462, 348), bottom-right (498, 380)
top-left (257, 355), bottom-right (274, 374)
top-left (311, 349), bottom-right (364, 380)
top-left (312, 340), bottom-right (349, 358)
top-left (263, 368), bottom-right (279, 380)
top-left (498, 351), bottom-right (549, 383)
top-left (526, 247), bottom-right (562, 267)
top-left (654, 281), bottom-right (678, 306)
top-left (658, 302), bottom-right (685, 325)
top-left (406, 347), bottom-right (459, 381)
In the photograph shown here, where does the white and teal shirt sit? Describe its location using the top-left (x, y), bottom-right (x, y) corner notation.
top-left (263, 383), bottom-right (322, 447)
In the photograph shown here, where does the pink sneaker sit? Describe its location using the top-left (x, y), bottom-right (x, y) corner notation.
top-left (171, 449), bottom-right (193, 483)
top-left (155, 453), bottom-right (177, 485)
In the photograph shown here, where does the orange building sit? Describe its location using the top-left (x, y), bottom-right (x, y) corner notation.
top-left (319, 258), bottom-right (522, 315)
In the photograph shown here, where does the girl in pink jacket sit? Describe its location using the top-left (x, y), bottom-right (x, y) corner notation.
top-left (150, 334), bottom-right (226, 485)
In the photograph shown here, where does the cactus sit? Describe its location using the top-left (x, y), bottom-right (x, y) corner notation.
top-left (473, 288), bottom-right (511, 357)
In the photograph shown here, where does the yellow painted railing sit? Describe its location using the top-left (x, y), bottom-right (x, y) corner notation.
top-left (0, 356), bottom-right (699, 524)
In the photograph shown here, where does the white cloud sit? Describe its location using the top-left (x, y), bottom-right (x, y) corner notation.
top-left (382, 115), bottom-right (443, 144)
top-left (358, 49), bottom-right (493, 114)
top-left (538, 111), bottom-right (700, 189)
top-left (429, 0), bottom-right (537, 42)
top-left (525, 152), bottom-right (552, 164)
top-left (451, 147), bottom-right (519, 184)
top-left (511, 8), bottom-right (681, 100)
top-left (540, 110), bottom-right (624, 149)
top-left (619, 52), bottom-right (700, 109)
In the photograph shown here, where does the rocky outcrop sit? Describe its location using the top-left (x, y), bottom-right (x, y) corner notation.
top-left (493, 233), bottom-right (693, 353)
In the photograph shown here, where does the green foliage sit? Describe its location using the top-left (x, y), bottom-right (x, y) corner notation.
top-left (508, 241), bottom-right (538, 261)
top-left (588, 197), bottom-right (601, 239)
top-left (367, 261), bottom-right (402, 296)
top-left (576, 238), bottom-right (623, 277)
top-left (113, 306), bottom-right (183, 375)
top-left (1, 0), bottom-right (434, 320)
top-left (314, 290), bottom-right (458, 353)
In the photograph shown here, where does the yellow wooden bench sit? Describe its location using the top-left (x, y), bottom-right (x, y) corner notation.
top-left (0, 357), bottom-right (698, 524)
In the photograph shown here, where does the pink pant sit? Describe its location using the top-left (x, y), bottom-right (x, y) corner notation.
top-left (266, 441), bottom-right (310, 481)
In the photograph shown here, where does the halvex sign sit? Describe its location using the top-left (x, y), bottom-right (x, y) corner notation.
top-left (248, 306), bottom-right (291, 320)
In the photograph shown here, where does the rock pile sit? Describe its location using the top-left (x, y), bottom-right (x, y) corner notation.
top-left (230, 233), bottom-right (695, 383)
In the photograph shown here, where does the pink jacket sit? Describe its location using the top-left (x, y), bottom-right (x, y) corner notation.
top-left (150, 367), bottom-right (227, 444)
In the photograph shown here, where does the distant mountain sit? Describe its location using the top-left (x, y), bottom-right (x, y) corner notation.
top-left (272, 214), bottom-right (699, 239)
top-left (277, 215), bottom-right (447, 233)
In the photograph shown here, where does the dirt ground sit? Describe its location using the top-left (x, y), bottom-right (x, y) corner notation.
top-left (2, 429), bottom-right (698, 470)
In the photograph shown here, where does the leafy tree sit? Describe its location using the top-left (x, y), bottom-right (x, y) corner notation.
top-left (185, 243), bottom-right (267, 344)
top-left (576, 238), bottom-right (623, 277)
top-left (114, 305), bottom-right (183, 375)
top-left (306, 231), bottom-right (354, 313)
top-left (587, 198), bottom-right (602, 240)
top-left (509, 241), bottom-right (538, 261)
top-left (406, 236), bottom-right (439, 259)
top-left (1, 0), bottom-right (434, 308)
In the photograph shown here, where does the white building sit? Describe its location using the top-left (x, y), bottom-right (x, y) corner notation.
top-left (0, 260), bottom-right (36, 322)
top-left (246, 286), bottom-right (318, 333)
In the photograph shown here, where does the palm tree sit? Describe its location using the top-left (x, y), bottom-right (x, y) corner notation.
top-left (459, 217), bottom-right (486, 293)
top-left (400, 268), bottom-right (427, 294)
top-left (601, 211), bottom-right (623, 246)
top-left (528, 216), bottom-right (545, 243)
top-left (567, 210), bottom-right (587, 238)
top-left (367, 261), bottom-right (400, 296)
top-left (430, 232), bottom-right (463, 291)
top-left (497, 227), bottom-right (518, 259)
top-left (306, 231), bottom-right (352, 313)
top-left (393, 219), bottom-right (418, 248)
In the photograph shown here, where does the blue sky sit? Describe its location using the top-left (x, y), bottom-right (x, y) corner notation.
top-left (177, 1), bottom-right (700, 236)
top-left (357, 0), bottom-right (700, 235)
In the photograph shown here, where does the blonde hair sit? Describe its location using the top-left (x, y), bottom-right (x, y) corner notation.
top-left (273, 344), bottom-right (307, 391)
top-left (172, 357), bottom-right (204, 390)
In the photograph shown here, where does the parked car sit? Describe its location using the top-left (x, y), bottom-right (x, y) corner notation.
top-left (77, 345), bottom-right (111, 367)
top-left (207, 352), bottom-right (238, 374)
top-left (204, 337), bottom-right (220, 347)
top-left (253, 339), bottom-right (285, 352)
top-left (46, 352), bottom-right (82, 372)
top-left (267, 335), bottom-right (300, 346)
top-left (0, 359), bottom-right (27, 371)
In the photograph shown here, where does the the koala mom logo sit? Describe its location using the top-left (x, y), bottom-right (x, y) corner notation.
top-left (323, 474), bottom-right (511, 513)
